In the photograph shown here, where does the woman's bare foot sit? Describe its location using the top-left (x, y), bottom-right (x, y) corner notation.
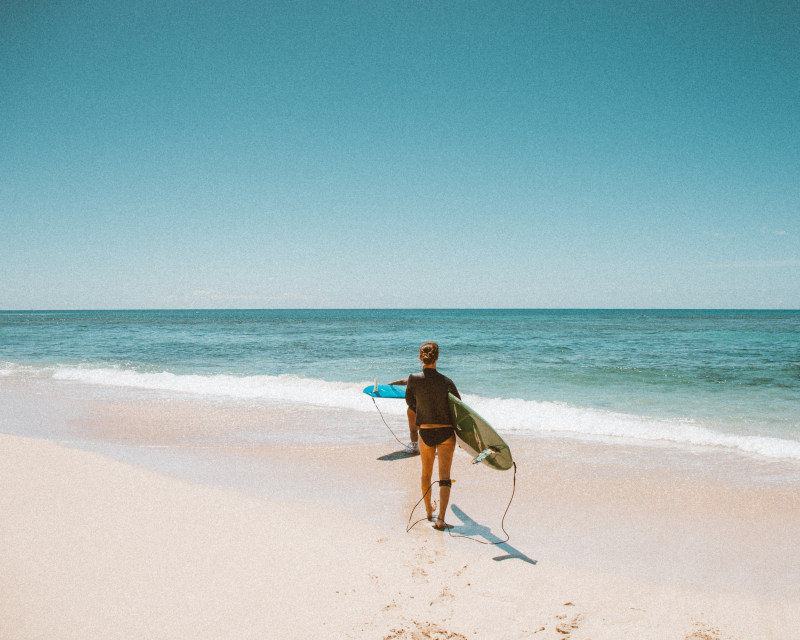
top-left (432, 516), bottom-right (452, 531)
top-left (426, 501), bottom-right (437, 521)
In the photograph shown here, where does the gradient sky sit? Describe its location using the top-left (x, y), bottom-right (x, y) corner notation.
top-left (2, 1), bottom-right (798, 309)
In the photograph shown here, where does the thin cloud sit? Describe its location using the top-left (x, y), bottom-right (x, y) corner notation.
top-left (716, 259), bottom-right (800, 268)
top-left (761, 226), bottom-right (790, 236)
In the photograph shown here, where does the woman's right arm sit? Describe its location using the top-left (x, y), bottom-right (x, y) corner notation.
top-left (405, 376), bottom-right (416, 412)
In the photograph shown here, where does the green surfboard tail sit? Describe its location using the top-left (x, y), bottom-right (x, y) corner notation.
top-left (448, 394), bottom-right (513, 471)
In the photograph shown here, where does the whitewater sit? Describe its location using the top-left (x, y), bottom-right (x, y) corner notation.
top-left (3, 360), bottom-right (799, 463)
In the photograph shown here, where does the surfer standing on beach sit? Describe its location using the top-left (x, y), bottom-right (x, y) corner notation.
top-left (404, 342), bottom-right (460, 531)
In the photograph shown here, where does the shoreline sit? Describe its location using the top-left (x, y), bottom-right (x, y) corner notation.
top-left (2, 364), bottom-right (799, 464)
top-left (3, 374), bottom-right (800, 473)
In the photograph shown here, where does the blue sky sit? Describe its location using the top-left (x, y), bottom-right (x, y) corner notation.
top-left (2, 1), bottom-right (798, 309)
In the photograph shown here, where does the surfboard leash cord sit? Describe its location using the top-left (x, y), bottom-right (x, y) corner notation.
top-left (406, 461), bottom-right (517, 546)
top-left (371, 397), bottom-right (411, 448)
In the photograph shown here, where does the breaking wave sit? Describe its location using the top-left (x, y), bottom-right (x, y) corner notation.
top-left (3, 362), bottom-right (799, 461)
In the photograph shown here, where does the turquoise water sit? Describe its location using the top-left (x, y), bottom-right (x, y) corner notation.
top-left (1, 309), bottom-right (798, 459)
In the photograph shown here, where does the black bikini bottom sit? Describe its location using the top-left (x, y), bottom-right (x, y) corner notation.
top-left (419, 426), bottom-right (455, 447)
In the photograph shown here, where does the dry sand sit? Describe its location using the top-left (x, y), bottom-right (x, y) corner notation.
top-left (2, 425), bottom-right (799, 639)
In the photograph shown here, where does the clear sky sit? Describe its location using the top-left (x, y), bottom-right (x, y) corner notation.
top-left (2, 1), bottom-right (798, 309)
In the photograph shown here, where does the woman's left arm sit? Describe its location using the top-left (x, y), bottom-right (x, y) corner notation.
top-left (448, 378), bottom-right (461, 400)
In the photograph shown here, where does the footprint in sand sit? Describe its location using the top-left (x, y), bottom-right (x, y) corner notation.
top-left (685, 623), bottom-right (733, 640)
top-left (530, 609), bottom-right (584, 637)
top-left (554, 613), bottom-right (583, 636)
top-left (411, 565), bottom-right (428, 580)
top-left (382, 619), bottom-right (467, 640)
top-left (429, 585), bottom-right (455, 606)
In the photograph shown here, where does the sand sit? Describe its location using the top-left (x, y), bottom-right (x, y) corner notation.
top-left (3, 422), bottom-right (800, 640)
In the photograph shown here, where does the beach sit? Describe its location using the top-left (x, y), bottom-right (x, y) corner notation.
top-left (2, 378), bottom-right (799, 640)
top-left (5, 0), bottom-right (800, 633)
top-left (4, 0), bottom-right (799, 631)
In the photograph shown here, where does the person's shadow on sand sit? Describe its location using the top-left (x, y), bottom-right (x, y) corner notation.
top-left (377, 449), bottom-right (418, 461)
top-left (448, 504), bottom-right (537, 565)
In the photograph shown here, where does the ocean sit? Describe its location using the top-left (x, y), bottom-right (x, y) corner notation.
top-left (1, 309), bottom-right (799, 463)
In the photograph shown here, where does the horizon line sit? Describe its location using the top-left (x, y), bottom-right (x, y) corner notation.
top-left (2, 307), bottom-right (798, 313)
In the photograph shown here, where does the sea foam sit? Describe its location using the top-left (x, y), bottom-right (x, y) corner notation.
top-left (51, 366), bottom-right (369, 410)
top-left (472, 395), bottom-right (800, 461)
top-left (7, 364), bottom-right (800, 462)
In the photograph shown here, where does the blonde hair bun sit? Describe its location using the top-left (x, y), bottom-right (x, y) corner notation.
top-left (419, 342), bottom-right (439, 365)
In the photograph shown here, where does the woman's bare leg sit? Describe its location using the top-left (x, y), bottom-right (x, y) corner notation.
top-left (435, 436), bottom-right (456, 528)
top-left (407, 408), bottom-right (419, 446)
top-left (419, 437), bottom-right (436, 519)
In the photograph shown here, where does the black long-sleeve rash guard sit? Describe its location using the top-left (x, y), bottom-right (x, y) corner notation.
top-left (405, 368), bottom-right (460, 426)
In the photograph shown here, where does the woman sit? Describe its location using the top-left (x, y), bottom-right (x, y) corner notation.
top-left (404, 342), bottom-right (460, 531)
